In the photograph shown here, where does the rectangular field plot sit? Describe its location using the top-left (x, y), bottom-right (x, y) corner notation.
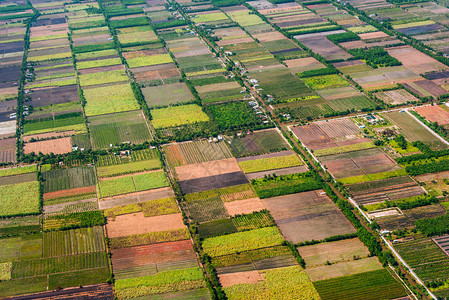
top-left (89, 110), bottom-right (152, 150)
top-left (83, 83), bottom-right (139, 116)
top-left (111, 240), bottom-right (198, 280)
top-left (98, 170), bottom-right (168, 198)
top-left (141, 82), bottom-right (194, 107)
top-left (320, 148), bottom-right (401, 179)
top-left (227, 129), bottom-right (289, 157)
top-left (43, 227), bottom-right (105, 257)
top-left (262, 190), bottom-right (356, 243)
top-left (415, 105), bottom-right (449, 125)
top-left (395, 235), bottom-right (449, 283)
top-left (222, 266), bottom-right (319, 300)
top-left (237, 151), bottom-right (303, 174)
top-left (298, 238), bottom-right (369, 267)
top-left (0, 138), bottom-right (16, 163)
top-left (42, 166), bottom-right (95, 193)
top-left (114, 267), bottom-right (207, 299)
top-left (106, 212), bottom-right (184, 238)
top-left (151, 104), bottom-right (209, 129)
top-left (383, 110), bottom-right (449, 150)
top-left (306, 257), bottom-right (382, 281)
top-left (374, 89), bottom-right (418, 105)
top-left (164, 140), bottom-right (233, 167)
top-left (179, 172), bottom-right (249, 194)
top-left (0, 181), bottom-right (41, 217)
top-left (313, 269), bottom-right (408, 300)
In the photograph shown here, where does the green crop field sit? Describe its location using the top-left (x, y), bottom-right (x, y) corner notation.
top-left (96, 148), bottom-right (158, 167)
top-left (303, 75), bottom-right (349, 90)
top-left (0, 181), bottom-right (40, 217)
top-left (96, 159), bottom-right (161, 178)
top-left (0, 165), bottom-right (37, 178)
top-left (151, 104), bottom-right (209, 129)
top-left (202, 227), bottom-right (284, 257)
top-left (185, 197), bottom-right (229, 223)
top-left (43, 227), bottom-right (105, 257)
top-left (228, 129), bottom-right (289, 157)
top-left (314, 142), bottom-right (375, 157)
top-left (89, 111), bottom-right (152, 150)
top-left (184, 184), bottom-right (256, 203)
top-left (75, 49), bottom-right (117, 60)
top-left (224, 266), bottom-right (319, 300)
top-left (206, 101), bottom-right (262, 131)
top-left (83, 83), bottom-right (139, 116)
top-left (238, 155), bottom-right (303, 173)
top-left (105, 197), bottom-right (178, 219)
top-left (109, 228), bottom-right (189, 249)
top-left (42, 167), bottom-right (96, 193)
top-left (394, 235), bottom-right (449, 282)
top-left (252, 172), bottom-right (321, 199)
top-left (232, 211), bottom-right (275, 231)
top-left (78, 70), bottom-right (128, 86)
top-left (313, 269), bottom-right (407, 300)
top-left (127, 54), bottom-right (172, 68)
top-left (114, 267), bottom-right (206, 299)
top-left (77, 57), bottom-right (122, 69)
top-left (339, 169), bottom-right (407, 185)
top-left (98, 170), bottom-right (168, 198)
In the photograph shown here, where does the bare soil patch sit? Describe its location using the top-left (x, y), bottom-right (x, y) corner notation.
top-left (415, 105), bottom-right (449, 125)
top-left (219, 270), bottom-right (265, 287)
top-left (23, 130), bottom-right (76, 141)
top-left (24, 137), bottom-right (72, 155)
top-left (175, 158), bottom-right (241, 181)
top-left (224, 198), bottom-right (265, 216)
top-left (106, 212), bottom-right (184, 238)
top-left (358, 31), bottom-right (389, 40)
top-left (262, 190), bottom-right (356, 243)
top-left (298, 238), bottom-right (369, 267)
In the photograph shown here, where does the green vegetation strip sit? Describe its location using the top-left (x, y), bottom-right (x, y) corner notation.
top-left (314, 142), bottom-right (374, 157)
top-left (339, 169), bottom-right (407, 185)
top-left (239, 155), bottom-right (303, 173)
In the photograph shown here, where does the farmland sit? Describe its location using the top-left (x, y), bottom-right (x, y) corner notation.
top-left (4, 0), bottom-right (449, 297)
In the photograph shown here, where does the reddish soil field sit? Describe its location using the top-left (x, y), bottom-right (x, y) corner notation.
top-left (43, 186), bottom-right (96, 200)
top-left (24, 137), bottom-right (72, 155)
top-left (415, 105), bottom-right (449, 125)
top-left (285, 57), bottom-right (325, 73)
top-left (387, 45), bottom-right (448, 74)
top-left (339, 40), bottom-right (368, 50)
top-left (111, 240), bottom-right (195, 270)
top-left (175, 158), bottom-right (241, 181)
top-left (291, 123), bottom-right (334, 150)
top-left (224, 198), bottom-right (265, 216)
top-left (253, 31), bottom-right (286, 42)
top-left (106, 212), bottom-right (184, 238)
top-left (219, 270), bottom-right (265, 287)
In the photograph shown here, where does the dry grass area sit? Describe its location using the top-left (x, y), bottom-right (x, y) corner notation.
top-left (305, 257), bottom-right (382, 281)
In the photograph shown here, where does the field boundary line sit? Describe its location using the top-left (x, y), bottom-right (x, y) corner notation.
top-left (405, 109), bottom-right (449, 146)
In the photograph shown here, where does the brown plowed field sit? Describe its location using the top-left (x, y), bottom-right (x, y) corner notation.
top-left (23, 130), bottom-right (76, 142)
top-left (321, 148), bottom-right (400, 179)
top-left (24, 137), bottom-right (72, 155)
top-left (358, 31), bottom-right (389, 40)
top-left (106, 212), bottom-right (184, 238)
top-left (0, 137), bottom-right (16, 163)
top-left (111, 240), bottom-right (195, 270)
top-left (414, 80), bottom-right (448, 97)
top-left (224, 198), bottom-right (265, 216)
top-left (43, 186), bottom-right (96, 200)
top-left (387, 45), bottom-right (448, 74)
top-left (175, 158), bottom-right (241, 181)
top-left (262, 190), bottom-right (355, 243)
top-left (415, 105), bottom-right (449, 125)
